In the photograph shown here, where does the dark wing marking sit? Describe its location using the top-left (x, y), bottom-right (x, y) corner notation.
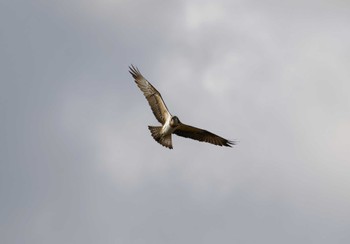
top-left (174, 123), bottom-right (235, 147)
top-left (129, 65), bottom-right (171, 124)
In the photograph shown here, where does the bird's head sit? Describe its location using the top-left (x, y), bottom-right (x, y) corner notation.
top-left (170, 116), bottom-right (181, 127)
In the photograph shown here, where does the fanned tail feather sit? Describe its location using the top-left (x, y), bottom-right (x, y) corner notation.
top-left (148, 126), bottom-right (173, 149)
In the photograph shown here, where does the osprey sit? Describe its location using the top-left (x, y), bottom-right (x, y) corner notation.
top-left (129, 65), bottom-right (235, 149)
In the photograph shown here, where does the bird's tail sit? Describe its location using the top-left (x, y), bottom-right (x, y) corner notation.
top-left (148, 126), bottom-right (173, 149)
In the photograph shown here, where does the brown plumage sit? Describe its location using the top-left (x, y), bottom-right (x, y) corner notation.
top-left (129, 65), bottom-right (235, 149)
top-left (129, 65), bottom-right (170, 124)
top-left (174, 124), bottom-right (233, 147)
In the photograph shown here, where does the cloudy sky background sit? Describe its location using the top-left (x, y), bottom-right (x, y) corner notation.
top-left (1, 0), bottom-right (350, 243)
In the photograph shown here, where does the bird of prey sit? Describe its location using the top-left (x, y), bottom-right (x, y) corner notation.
top-left (129, 65), bottom-right (235, 149)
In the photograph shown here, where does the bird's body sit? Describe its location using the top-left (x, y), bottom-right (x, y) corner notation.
top-left (161, 117), bottom-right (176, 136)
top-left (129, 65), bottom-right (235, 149)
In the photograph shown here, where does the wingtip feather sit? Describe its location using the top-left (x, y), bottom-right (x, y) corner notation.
top-left (226, 140), bottom-right (237, 147)
top-left (129, 64), bottom-right (141, 79)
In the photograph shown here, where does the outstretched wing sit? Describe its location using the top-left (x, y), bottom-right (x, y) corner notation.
top-left (174, 123), bottom-right (235, 147)
top-left (129, 65), bottom-right (171, 124)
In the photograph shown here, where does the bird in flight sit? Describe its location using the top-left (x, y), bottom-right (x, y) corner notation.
top-left (129, 65), bottom-right (235, 149)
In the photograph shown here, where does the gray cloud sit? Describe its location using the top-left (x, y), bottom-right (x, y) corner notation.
top-left (1, 0), bottom-right (350, 243)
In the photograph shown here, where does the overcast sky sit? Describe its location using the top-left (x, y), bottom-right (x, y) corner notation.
top-left (1, 0), bottom-right (350, 243)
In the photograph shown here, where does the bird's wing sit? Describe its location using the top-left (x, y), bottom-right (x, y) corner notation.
top-left (129, 65), bottom-right (171, 124)
top-left (174, 123), bottom-right (235, 147)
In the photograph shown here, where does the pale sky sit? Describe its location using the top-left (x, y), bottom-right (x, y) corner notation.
top-left (1, 0), bottom-right (350, 243)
